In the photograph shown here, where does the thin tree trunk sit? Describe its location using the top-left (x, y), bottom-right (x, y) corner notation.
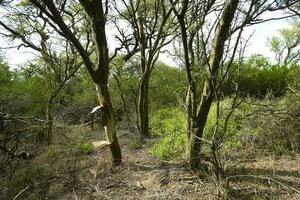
top-left (96, 83), bottom-right (122, 165)
top-left (185, 85), bottom-right (197, 158)
top-left (113, 74), bottom-right (131, 129)
top-left (44, 98), bottom-right (54, 144)
top-left (185, 87), bottom-right (192, 157)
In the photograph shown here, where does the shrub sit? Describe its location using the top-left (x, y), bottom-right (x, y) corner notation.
top-left (150, 107), bottom-right (186, 160)
top-left (130, 139), bottom-right (142, 149)
top-left (222, 55), bottom-right (293, 98)
top-left (75, 143), bottom-right (94, 154)
top-left (234, 93), bottom-right (300, 154)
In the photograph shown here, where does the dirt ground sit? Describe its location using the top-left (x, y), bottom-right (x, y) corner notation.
top-left (1, 126), bottom-right (300, 200)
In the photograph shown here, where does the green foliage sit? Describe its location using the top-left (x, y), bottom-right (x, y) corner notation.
top-left (0, 59), bottom-right (11, 84)
top-left (130, 139), bottom-right (142, 149)
top-left (203, 98), bottom-right (239, 141)
top-left (0, 60), bottom-right (12, 107)
top-left (0, 61), bottom-right (49, 116)
top-left (75, 143), bottom-right (94, 154)
top-left (150, 107), bottom-right (186, 160)
top-left (272, 142), bottom-right (287, 156)
top-left (149, 63), bottom-right (186, 112)
top-left (108, 61), bottom-right (186, 122)
top-left (225, 140), bottom-right (242, 150)
top-left (46, 145), bottom-right (58, 160)
top-left (67, 70), bottom-right (96, 107)
top-left (223, 55), bottom-right (293, 97)
top-left (109, 58), bottom-right (139, 114)
top-left (268, 20), bottom-right (300, 65)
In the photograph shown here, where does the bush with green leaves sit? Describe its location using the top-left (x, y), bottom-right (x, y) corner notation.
top-left (75, 143), bottom-right (94, 154)
top-left (0, 61), bottom-right (49, 116)
top-left (222, 55), bottom-right (295, 98)
top-left (149, 63), bottom-right (186, 112)
top-left (130, 139), bottom-right (142, 149)
top-left (150, 107), bottom-right (186, 160)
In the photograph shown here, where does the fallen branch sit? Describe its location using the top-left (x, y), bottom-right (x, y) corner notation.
top-left (13, 186), bottom-right (29, 200)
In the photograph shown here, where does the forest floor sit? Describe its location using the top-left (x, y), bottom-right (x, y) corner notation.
top-left (1, 125), bottom-right (300, 200)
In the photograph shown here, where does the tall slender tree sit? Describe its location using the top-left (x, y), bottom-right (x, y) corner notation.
top-left (115, 0), bottom-right (176, 140)
top-left (26, 0), bottom-right (122, 165)
top-left (171, 0), bottom-right (293, 168)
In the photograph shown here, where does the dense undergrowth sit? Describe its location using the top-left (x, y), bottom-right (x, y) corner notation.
top-left (149, 93), bottom-right (300, 160)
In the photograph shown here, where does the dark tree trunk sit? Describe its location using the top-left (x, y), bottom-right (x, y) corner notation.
top-left (138, 74), bottom-right (150, 141)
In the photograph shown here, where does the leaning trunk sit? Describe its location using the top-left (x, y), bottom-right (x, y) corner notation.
top-left (96, 83), bottom-right (122, 166)
top-left (189, 80), bottom-right (214, 168)
top-left (137, 74), bottom-right (150, 141)
top-left (188, 0), bottom-right (239, 168)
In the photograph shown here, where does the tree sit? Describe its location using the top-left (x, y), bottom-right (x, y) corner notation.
top-left (171, 0), bottom-right (293, 168)
top-left (269, 20), bottom-right (300, 66)
top-left (0, 1), bottom-right (87, 142)
top-left (188, 0), bottom-right (239, 168)
top-left (115, 0), bottom-right (176, 140)
top-left (22, 0), bottom-right (122, 165)
top-left (285, 0), bottom-right (300, 17)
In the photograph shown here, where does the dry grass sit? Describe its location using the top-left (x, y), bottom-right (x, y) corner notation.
top-left (0, 125), bottom-right (299, 200)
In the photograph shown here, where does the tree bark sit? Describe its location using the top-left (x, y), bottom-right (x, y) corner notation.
top-left (185, 85), bottom-right (197, 157)
top-left (137, 73), bottom-right (151, 141)
top-left (189, 80), bottom-right (214, 168)
top-left (96, 83), bottom-right (122, 165)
